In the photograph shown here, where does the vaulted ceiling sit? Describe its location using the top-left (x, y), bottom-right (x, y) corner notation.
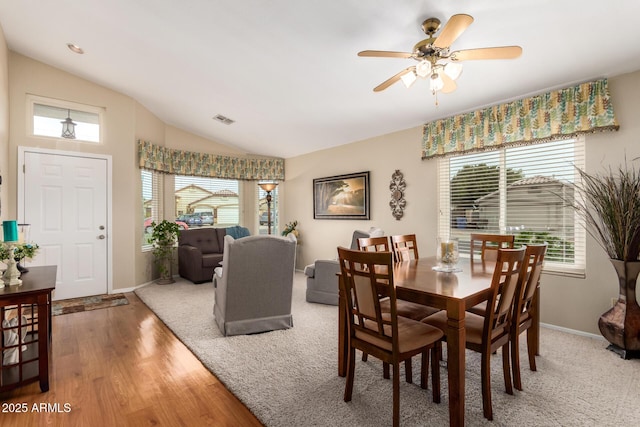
top-left (1, 1), bottom-right (639, 158)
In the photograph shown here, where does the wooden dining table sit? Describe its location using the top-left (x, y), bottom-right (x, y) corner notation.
top-left (338, 256), bottom-right (508, 427)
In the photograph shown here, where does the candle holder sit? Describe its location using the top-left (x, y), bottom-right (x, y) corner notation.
top-left (2, 243), bottom-right (22, 286)
top-left (433, 237), bottom-right (461, 272)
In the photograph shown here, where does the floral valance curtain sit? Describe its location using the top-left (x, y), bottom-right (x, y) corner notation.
top-left (422, 78), bottom-right (619, 159)
top-left (138, 140), bottom-right (284, 180)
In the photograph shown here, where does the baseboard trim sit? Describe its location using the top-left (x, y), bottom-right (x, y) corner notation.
top-left (541, 322), bottom-right (605, 340)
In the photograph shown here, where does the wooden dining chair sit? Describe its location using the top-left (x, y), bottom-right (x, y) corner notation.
top-left (511, 243), bottom-right (547, 391)
top-left (357, 236), bottom-right (437, 321)
top-left (469, 233), bottom-right (515, 264)
top-left (357, 236), bottom-right (391, 253)
top-left (356, 236), bottom-right (439, 381)
top-left (467, 233), bottom-right (516, 316)
top-left (390, 234), bottom-right (419, 261)
top-left (337, 247), bottom-right (443, 427)
top-left (422, 247), bottom-right (526, 421)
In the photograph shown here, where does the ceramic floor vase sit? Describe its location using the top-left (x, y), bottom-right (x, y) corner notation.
top-left (598, 259), bottom-right (640, 359)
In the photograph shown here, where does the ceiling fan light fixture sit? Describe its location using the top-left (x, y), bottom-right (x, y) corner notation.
top-left (415, 60), bottom-right (432, 78)
top-left (444, 62), bottom-right (463, 80)
top-left (400, 71), bottom-right (417, 88)
top-left (429, 73), bottom-right (444, 92)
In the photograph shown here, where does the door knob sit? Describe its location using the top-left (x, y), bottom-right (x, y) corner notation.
top-left (98, 235), bottom-right (106, 239)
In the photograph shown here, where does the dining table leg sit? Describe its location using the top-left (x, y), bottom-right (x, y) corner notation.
top-left (531, 286), bottom-right (541, 355)
top-left (446, 300), bottom-right (466, 426)
top-left (338, 276), bottom-right (347, 377)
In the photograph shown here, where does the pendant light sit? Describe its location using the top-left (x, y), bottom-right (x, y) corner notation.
top-left (61, 109), bottom-right (77, 139)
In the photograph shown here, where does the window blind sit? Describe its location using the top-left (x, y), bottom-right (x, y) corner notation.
top-left (142, 169), bottom-right (162, 248)
top-left (438, 137), bottom-right (586, 276)
top-left (174, 176), bottom-right (240, 227)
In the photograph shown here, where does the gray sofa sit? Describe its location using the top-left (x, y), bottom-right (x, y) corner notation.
top-left (304, 228), bottom-right (383, 305)
top-left (178, 227), bottom-right (249, 284)
top-left (213, 234), bottom-right (297, 336)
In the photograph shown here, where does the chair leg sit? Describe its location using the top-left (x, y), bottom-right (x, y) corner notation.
top-left (405, 358), bottom-right (413, 383)
top-left (511, 332), bottom-right (523, 391)
top-left (431, 343), bottom-right (441, 404)
top-left (481, 351), bottom-right (493, 421)
top-left (362, 352), bottom-right (368, 362)
top-left (502, 344), bottom-right (513, 395)
top-left (344, 347), bottom-right (356, 402)
top-left (383, 362), bottom-right (390, 379)
top-left (392, 362), bottom-right (400, 427)
top-left (526, 329), bottom-right (537, 371)
top-left (420, 351), bottom-right (428, 389)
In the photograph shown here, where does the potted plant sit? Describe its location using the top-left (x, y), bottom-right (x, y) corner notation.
top-left (568, 161), bottom-right (640, 358)
top-left (148, 220), bottom-right (180, 284)
top-left (0, 243), bottom-right (39, 272)
top-left (281, 220), bottom-right (299, 239)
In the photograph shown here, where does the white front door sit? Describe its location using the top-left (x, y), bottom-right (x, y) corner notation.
top-left (20, 149), bottom-right (110, 300)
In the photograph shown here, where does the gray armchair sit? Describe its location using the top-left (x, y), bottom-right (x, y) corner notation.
top-left (304, 228), bottom-right (383, 305)
top-left (213, 234), bottom-right (297, 336)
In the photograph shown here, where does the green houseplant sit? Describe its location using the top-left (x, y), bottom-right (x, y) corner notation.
top-left (148, 220), bottom-right (180, 284)
top-left (568, 161), bottom-right (640, 358)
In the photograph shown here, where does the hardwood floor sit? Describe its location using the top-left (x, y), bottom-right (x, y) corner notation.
top-left (0, 292), bottom-right (263, 427)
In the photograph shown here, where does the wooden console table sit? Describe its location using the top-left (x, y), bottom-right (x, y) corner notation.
top-left (0, 265), bottom-right (57, 392)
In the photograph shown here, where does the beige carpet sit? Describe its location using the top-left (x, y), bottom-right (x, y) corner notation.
top-left (135, 273), bottom-right (640, 426)
top-left (52, 293), bottom-right (129, 316)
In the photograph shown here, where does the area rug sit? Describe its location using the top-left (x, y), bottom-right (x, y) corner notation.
top-left (135, 274), bottom-right (640, 427)
top-left (52, 293), bottom-right (129, 316)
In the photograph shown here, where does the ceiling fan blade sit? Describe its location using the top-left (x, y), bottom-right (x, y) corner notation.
top-left (441, 73), bottom-right (457, 93)
top-left (433, 14), bottom-right (474, 48)
top-left (451, 46), bottom-right (523, 61)
top-left (358, 50), bottom-right (414, 59)
top-left (373, 66), bottom-right (416, 92)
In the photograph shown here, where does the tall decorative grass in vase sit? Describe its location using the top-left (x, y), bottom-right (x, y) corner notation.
top-left (568, 160), bottom-right (640, 358)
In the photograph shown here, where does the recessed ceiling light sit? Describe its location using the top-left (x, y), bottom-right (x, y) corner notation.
top-left (213, 114), bottom-right (235, 125)
top-left (67, 43), bottom-right (84, 54)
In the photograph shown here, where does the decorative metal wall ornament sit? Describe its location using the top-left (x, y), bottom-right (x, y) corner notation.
top-left (389, 170), bottom-right (406, 220)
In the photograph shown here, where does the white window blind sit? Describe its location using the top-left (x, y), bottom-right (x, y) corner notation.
top-left (174, 176), bottom-right (240, 227)
top-left (142, 169), bottom-right (162, 248)
top-left (438, 137), bottom-right (585, 276)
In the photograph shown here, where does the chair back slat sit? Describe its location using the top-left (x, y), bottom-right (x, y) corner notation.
top-left (486, 247), bottom-right (525, 336)
top-left (470, 233), bottom-right (515, 264)
top-left (338, 247), bottom-right (396, 347)
top-left (516, 244), bottom-right (547, 318)
top-left (357, 236), bottom-right (390, 253)
top-left (390, 234), bottom-right (419, 261)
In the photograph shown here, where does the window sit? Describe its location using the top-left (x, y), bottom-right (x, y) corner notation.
top-left (29, 95), bottom-right (102, 143)
top-left (257, 185), bottom-right (279, 235)
top-left (438, 137), bottom-right (585, 276)
top-left (174, 176), bottom-right (240, 228)
top-left (142, 170), bottom-right (162, 248)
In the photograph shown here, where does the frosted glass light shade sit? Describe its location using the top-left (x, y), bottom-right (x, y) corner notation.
top-left (415, 60), bottom-right (432, 78)
top-left (400, 71), bottom-right (417, 88)
top-left (430, 73), bottom-right (444, 92)
top-left (444, 62), bottom-right (463, 80)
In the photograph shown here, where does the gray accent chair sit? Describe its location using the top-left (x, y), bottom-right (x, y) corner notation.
top-left (303, 228), bottom-right (383, 305)
top-left (213, 234), bottom-right (297, 336)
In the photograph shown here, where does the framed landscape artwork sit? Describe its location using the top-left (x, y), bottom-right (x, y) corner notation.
top-left (313, 171), bottom-right (370, 219)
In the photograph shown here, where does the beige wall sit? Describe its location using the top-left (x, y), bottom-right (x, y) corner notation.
top-left (0, 25), bottom-right (8, 223)
top-left (4, 51), bottom-right (270, 288)
top-left (283, 70), bottom-right (640, 336)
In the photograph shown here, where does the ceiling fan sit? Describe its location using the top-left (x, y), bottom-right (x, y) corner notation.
top-left (358, 14), bottom-right (522, 98)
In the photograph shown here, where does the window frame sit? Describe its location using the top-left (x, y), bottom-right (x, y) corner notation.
top-left (437, 136), bottom-right (586, 277)
top-left (27, 94), bottom-right (104, 144)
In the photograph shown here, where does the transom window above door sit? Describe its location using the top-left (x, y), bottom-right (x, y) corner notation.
top-left (28, 95), bottom-right (103, 143)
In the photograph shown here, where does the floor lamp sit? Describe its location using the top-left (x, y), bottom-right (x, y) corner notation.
top-left (259, 182), bottom-right (278, 234)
